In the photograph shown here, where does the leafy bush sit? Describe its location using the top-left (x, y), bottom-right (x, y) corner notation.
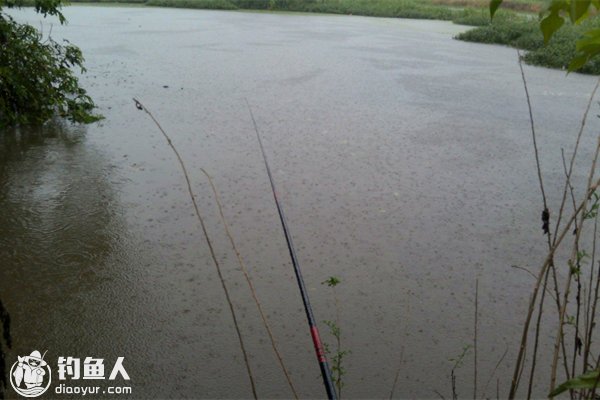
top-left (0, 3), bottom-right (101, 127)
top-left (457, 17), bottom-right (541, 47)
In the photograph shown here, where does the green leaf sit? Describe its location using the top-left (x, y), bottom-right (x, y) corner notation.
top-left (570, 29), bottom-right (600, 72)
top-left (576, 29), bottom-right (600, 52)
top-left (549, 0), bottom-right (568, 13)
top-left (540, 10), bottom-right (565, 44)
top-left (549, 370), bottom-right (600, 397)
top-left (568, 54), bottom-right (589, 72)
top-left (490, 0), bottom-right (503, 19)
top-left (0, 13), bottom-right (101, 126)
top-left (570, 0), bottom-right (591, 23)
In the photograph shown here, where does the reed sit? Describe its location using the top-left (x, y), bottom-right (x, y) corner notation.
top-left (507, 55), bottom-right (600, 399)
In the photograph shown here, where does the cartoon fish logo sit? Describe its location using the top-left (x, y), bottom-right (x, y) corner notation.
top-left (10, 350), bottom-right (52, 398)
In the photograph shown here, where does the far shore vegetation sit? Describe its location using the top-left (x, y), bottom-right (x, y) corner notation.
top-left (50, 0), bottom-right (599, 74)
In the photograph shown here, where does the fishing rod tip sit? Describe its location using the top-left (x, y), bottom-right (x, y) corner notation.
top-left (133, 98), bottom-right (143, 111)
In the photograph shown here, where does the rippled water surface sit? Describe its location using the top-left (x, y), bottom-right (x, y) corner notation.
top-left (3, 7), bottom-right (600, 399)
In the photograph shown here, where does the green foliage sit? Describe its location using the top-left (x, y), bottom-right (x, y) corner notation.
top-left (322, 276), bottom-right (341, 287)
top-left (323, 320), bottom-right (350, 396)
top-left (452, 9), bottom-right (499, 27)
top-left (322, 275), bottom-right (348, 397)
top-left (272, 0), bottom-right (456, 20)
top-left (92, 0), bottom-right (544, 33)
top-left (490, 0), bottom-right (600, 72)
top-left (455, 8), bottom-right (526, 27)
top-left (449, 344), bottom-right (472, 369)
top-left (584, 192), bottom-right (600, 220)
top-left (70, 0), bottom-right (147, 3)
top-left (447, 345), bottom-right (471, 400)
top-left (540, 8), bottom-right (565, 43)
top-left (1, 0), bottom-right (67, 23)
top-left (146, 0), bottom-right (237, 8)
top-left (549, 369), bottom-right (600, 397)
top-left (0, 1), bottom-right (101, 126)
top-left (490, 0), bottom-right (503, 17)
top-left (457, 15), bottom-right (543, 48)
top-left (577, 250), bottom-right (589, 264)
top-left (457, 14), bottom-right (600, 74)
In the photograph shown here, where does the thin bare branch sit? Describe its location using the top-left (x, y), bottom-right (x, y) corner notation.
top-left (132, 98), bottom-right (258, 399)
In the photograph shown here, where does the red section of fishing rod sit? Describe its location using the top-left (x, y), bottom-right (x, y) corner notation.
top-left (310, 326), bottom-right (338, 400)
top-left (246, 99), bottom-right (338, 400)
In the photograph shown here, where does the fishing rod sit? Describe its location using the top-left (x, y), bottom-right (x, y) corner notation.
top-left (245, 99), bottom-right (338, 400)
top-left (133, 98), bottom-right (258, 399)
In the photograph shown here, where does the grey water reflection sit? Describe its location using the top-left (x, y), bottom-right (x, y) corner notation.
top-left (0, 119), bottom-right (255, 399)
top-left (0, 122), bottom-right (136, 397)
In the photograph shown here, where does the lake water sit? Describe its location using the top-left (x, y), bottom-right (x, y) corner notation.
top-left (3, 6), bottom-right (600, 398)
